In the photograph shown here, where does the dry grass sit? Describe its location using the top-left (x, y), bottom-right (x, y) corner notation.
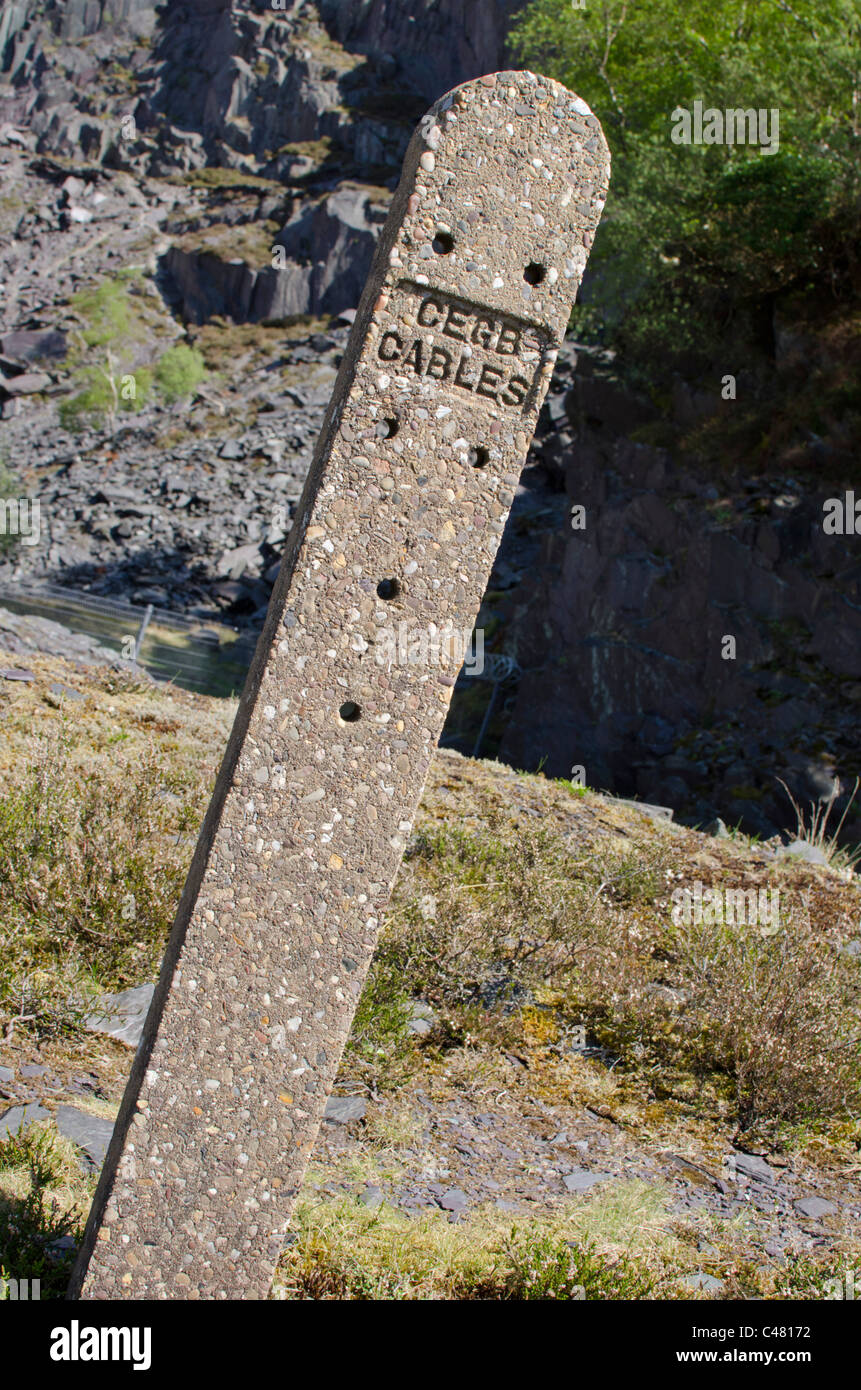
top-left (777, 775), bottom-right (861, 874)
top-left (274, 1187), bottom-right (666, 1300)
top-left (373, 795), bottom-right (861, 1135)
top-left (1, 655), bottom-right (859, 1297)
top-left (191, 316), bottom-right (331, 373)
top-left (0, 652), bottom-right (232, 1041)
top-left (0, 1121), bottom-right (92, 1299)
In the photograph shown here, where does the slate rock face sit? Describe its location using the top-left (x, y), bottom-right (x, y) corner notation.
top-left (162, 184), bottom-right (388, 324)
top-left (0, 609), bottom-right (128, 669)
top-left (319, 0), bottom-right (520, 101)
top-left (54, 0), bottom-right (159, 43)
top-left (0, 370), bottom-right (51, 395)
top-left (0, 329), bottom-right (67, 361)
top-left (498, 415), bottom-right (861, 843)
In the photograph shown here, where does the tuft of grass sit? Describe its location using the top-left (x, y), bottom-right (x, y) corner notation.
top-left (270, 137), bottom-right (334, 167)
top-left (669, 904), bottom-right (861, 1132)
top-left (364, 796), bottom-right (861, 1133)
top-left (0, 461), bottom-right (22, 558)
top-left (771, 1252), bottom-right (850, 1300)
top-left (274, 1197), bottom-right (657, 1300)
top-left (0, 733), bottom-right (211, 1041)
top-left (341, 958), bottom-right (414, 1087)
top-left (173, 167), bottom-right (285, 192)
top-left (0, 1122), bottom-right (89, 1300)
top-left (496, 1231), bottom-right (653, 1300)
top-left (777, 775), bottom-right (861, 874)
top-left (557, 777), bottom-right (589, 798)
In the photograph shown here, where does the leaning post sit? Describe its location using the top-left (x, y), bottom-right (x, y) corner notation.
top-left (68, 69), bottom-right (610, 1300)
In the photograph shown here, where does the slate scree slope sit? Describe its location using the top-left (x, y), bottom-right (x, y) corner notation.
top-left (68, 71), bottom-right (611, 1301)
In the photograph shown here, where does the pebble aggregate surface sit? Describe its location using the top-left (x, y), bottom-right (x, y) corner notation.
top-left (70, 70), bottom-right (611, 1300)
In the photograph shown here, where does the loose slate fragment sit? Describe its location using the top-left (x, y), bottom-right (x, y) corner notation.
top-left (0, 1103), bottom-right (50, 1138)
top-left (85, 984), bottom-right (155, 1049)
top-left (56, 1106), bottom-right (115, 1171)
top-left (69, 70), bottom-right (610, 1301)
top-left (322, 1095), bottom-right (366, 1125)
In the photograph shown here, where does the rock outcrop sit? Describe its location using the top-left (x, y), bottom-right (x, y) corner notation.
top-left (497, 348), bottom-right (861, 843)
top-left (1, 0), bottom-right (858, 847)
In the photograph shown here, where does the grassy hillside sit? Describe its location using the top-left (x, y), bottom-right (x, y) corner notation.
top-left (1, 651), bottom-right (859, 1298)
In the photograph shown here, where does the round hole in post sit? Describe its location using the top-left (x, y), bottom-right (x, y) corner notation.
top-left (468, 446), bottom-right (489, 468)
top-left (523, 262), bottom-right (546, 285)
top-left (376, 578), bottom-right (401, 601)
top-left (339, 701), bottom-right (361, 723)
top-left (376, 416), bottom-right (400, 439)
top-left (432, 230), bottom-right (455, 255)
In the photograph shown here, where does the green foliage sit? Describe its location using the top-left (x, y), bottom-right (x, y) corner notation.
top-left (772, 1252), bottom-right (847, 1299)
top-left (57, 358), bottom-right (151, 431)
top-left (501, 1232), bottom-right (653, 1299)
top-left (131, 364), bottom-right (154, 405)
top-left (511, 0), bottom-right (861, 381)
top-left (0, 461), bottom-right (21, 558)
top-left (343, 958), bottom-right (414, 1082)
top-left (69, 270), bottom-right (145, 351)
top-left (58, 369), bottom-right (114, 430)
top-left (60, 335), bottom-right (204, 432)
top-left (0, 1124), bottom-right (85, 1300)
top-left (61, 272), bottom-right (161, 432)
top-left (0, 738), bottom-right (198, 1040)
top-left (154, 344), bottom-right (207, 403)
top-left (0, 1185), bottom-right (82, 1300)
top-left (0, 1124), bottom-right (61, 1185)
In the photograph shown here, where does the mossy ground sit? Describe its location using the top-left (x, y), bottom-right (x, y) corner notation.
top-left (0, 652), bottom-right (859, 1299)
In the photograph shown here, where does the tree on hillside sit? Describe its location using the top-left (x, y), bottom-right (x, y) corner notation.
top-left (510, 0), bottom-right (861, 378)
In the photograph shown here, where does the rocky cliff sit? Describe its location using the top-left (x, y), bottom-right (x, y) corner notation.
top-left (498, 342), bottom-right (861, 843)
top-left (1, 0), bottom-right (858, 847)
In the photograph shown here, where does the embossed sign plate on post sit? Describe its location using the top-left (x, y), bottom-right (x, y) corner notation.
top-left (68, 70), bottom-right (610, 1300)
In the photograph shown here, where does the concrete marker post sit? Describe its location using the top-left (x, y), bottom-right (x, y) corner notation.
top-left (69, 69), bottom-right (610, 1300)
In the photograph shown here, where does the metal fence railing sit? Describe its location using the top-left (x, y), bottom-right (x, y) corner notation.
top-left (0, 581), bottom-right (254, 697)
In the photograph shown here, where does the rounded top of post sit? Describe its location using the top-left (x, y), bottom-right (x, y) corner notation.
top-left (388, 69), bottom-right (611, 343)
